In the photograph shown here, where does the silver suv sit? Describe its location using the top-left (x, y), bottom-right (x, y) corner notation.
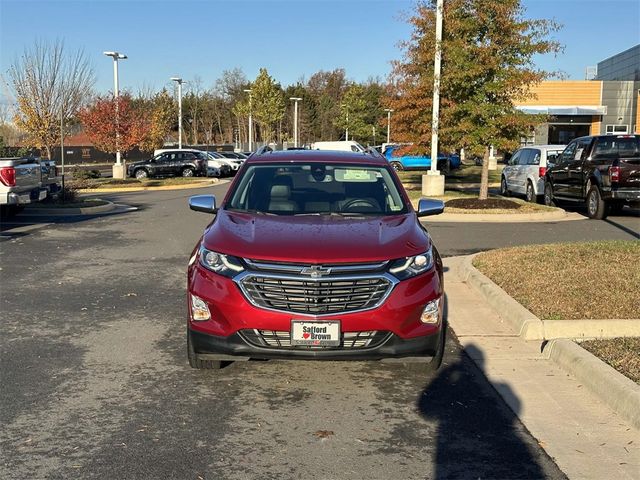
top-left (501, 145), bottom-right (564, 202)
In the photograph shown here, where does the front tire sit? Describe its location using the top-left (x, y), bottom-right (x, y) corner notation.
top-left (187, 330), bottom-right (221, 370)
top-left (425, 321), bottom-right (447, 372)
top-left (587, 185), bottom-right (609, 220)
top-left (134, 169), bottom-right (148, 179)
top-left (500, 176), bottom-right (510, 197)
top-left (182, 167), bottom-right (195, 177)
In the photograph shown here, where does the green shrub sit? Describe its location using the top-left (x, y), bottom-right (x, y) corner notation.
top-left (73, 168), bottom-right (102, 180)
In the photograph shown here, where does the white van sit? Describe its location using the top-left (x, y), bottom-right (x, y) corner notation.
top-left (501, 145), bottom-right (565, 202)
top-left (311, 141), bottom-right (366, 153)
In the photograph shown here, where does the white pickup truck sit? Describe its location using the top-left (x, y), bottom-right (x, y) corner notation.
top-left (0, 156), bottom-right (48, 216)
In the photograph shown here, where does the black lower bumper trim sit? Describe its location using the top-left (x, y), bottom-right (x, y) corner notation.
top-left (189, 328), bottom-right (442, 361)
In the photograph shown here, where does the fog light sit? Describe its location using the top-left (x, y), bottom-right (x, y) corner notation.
top-left (190, 294), bottom-right (211, 321)
top-left (420, 298), bottom-right (440, 324)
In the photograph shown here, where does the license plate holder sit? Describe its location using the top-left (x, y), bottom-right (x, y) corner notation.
top-left (291, 320), bottom-right (341, 347)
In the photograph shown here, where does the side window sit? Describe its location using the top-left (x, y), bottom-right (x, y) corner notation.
top-left (560, 142), bottom-right (577, 163)
top-left (351, 145), bottom-right (360, 152)
top-left (518, 150), bottom-right (532, 165)
top-left (592, 138), bottom-right (616, 160)
top-left (156, 154), bottom-right (168, 162)
top-left (575, 139), bottom-right (591, 161)
top-left (530, 150), bottom-right (541, 165)
top-left (509, 151), bottom-right (521, 166)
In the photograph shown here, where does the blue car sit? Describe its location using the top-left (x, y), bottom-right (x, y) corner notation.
top-left (384, 145), bottom-right (460, 172)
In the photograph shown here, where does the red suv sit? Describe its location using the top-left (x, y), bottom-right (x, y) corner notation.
top-left (186, 150), bottom-right (446, 370)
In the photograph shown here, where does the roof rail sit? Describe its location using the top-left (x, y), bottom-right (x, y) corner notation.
top-left (254, 145), bottom-right (273, 156)
top-left (365, 146), bottom-right (384, 159)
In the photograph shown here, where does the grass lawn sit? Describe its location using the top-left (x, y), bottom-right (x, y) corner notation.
top-left (473, 241), bottom-right (640, 320)
top-left (71, 177), bottom-right (217, 189)
top-left (580, 337), bottom-right (640, 384)
top-left (397, 164), bottom-right (503, 187)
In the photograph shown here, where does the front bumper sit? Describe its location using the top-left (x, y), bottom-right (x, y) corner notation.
top-left (187, 263), bottom-right (444, 359)
top-left (190, 328), bottom-right (443, 360)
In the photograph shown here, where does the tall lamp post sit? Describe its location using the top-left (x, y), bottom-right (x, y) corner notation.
top-left (423, 0), bottom-right (445, 196)
top-left (170, 77), bottom-right (184, 149)
top-left (103, 51), bottom-right (127, 178)
top-left (244, 89), bottom-right (253, 151)
top-left (384, 108), bottom-right (393, 144)
top-left (289, 97), bottom-right (302, 147)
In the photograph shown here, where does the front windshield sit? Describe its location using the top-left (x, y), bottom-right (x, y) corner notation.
top-left (227, 163), bottom-right (408, 215)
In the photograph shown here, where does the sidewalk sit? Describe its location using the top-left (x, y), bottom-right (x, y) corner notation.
top-left (443, 256), bottom-right (639, 479)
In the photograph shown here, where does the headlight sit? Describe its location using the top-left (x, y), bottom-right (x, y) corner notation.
top-left (388, 246), bottom-right (434, 280)
top-left (199, 246), bottom-right (244, 278)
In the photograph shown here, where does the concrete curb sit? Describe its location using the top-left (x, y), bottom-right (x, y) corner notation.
top-left (456, 253), bottom-right (640, 432)
top-left (22, 200), bottom-right (117, 216)
top-left (458, 254), bottom-right (640, 339)
top-left (457, 254), bottom-right (543, 338)
top-left (428, 209), bottom-right (583, 223)
top-left (543, 339), bottom-right (640, 430)
top-left (77, 179), bottom-right (223, 193)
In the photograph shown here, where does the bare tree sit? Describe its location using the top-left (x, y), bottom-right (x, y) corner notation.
top-left (6, 39), bottom-right (95, 159)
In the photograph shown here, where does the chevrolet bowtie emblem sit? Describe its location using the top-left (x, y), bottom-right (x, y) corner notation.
top-left (300, 265), bottom-right (332, 278)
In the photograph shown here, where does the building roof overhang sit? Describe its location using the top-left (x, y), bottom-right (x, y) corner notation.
top-left (516, 105), bottom-right (607, 115)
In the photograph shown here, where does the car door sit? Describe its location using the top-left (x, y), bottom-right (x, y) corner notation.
top-left (566, 138), bottom-right (592, 198)
top-left (504, 150), bottom-right (521, 191)
top-left (151, 154), bottom-right (168, 176)
top-left (513, 149), bottom-right (533, 194)
top-left (550, 141), bottom-right (577, 196)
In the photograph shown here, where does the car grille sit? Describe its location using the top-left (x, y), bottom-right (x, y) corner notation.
top-left (238, 275), bottom-right (393, 315)
top-left (241, 329), bottom-right (389, 349)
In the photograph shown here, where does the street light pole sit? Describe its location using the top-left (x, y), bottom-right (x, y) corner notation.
top-left (171, 77), bottom-right (184, 149)
top-left (244, 89), bottom-right (253, 151)
top-left (423, 0), bottom-right (446, 196)
top-left (103, 51), bottom-right (127, 170)
top-left (289, 97), bottom-right (302, 147)
top-left (384, 109), bottom-right (393, 144)
top-left (341, 104), bottom-right (349, 141)
top-left (430, 0), bottom-right (443, 174)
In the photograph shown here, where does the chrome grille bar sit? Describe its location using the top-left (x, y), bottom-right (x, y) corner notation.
top-left (236, 272), bottom-right (397, 316)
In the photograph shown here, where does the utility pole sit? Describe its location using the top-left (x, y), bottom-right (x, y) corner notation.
top-left (341, 104), bottom-right (349, 141)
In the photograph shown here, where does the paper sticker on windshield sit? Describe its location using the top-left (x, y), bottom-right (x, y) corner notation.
top-left (335, 169), bottom-right (377, 182)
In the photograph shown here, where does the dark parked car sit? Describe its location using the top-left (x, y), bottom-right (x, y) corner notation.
top-left (186, 149), bottom-right (446, 370)
top-left (127, 149), bottom-right (208, 179)
top-left (544, 135), bottom-right (640, 219)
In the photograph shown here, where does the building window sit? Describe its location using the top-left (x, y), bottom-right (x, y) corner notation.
top-left (605, 125), bottom-right (629, 134)
top-left (520, 132), bottom-right (535, 146)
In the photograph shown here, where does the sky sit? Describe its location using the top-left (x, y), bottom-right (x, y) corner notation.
top-left (1, 0), bottom-right (639, 100)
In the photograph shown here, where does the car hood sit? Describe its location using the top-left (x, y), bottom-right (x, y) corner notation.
top-left (202, 210), bottom-right (429, 264)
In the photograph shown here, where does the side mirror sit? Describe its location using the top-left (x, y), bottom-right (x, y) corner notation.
top-left (189, 195), bottom-right (217, 214)
top-left (417, 198), bottom-right (445, 217)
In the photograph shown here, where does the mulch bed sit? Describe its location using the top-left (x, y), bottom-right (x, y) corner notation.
top-left (445, 198), bottom-right (521, 210)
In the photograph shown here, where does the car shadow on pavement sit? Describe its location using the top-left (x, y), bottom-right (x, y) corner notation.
top-left (417, 341), bottom-right (558, 479)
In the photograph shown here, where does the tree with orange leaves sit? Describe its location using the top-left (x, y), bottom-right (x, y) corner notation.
top-left (79, 94), bottom-right (149, 158)
top-left (388, 0), bottom-right (561, 199)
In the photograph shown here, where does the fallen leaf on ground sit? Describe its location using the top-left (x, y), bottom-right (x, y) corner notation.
top-left (313, 430), bottom-right (334, 439)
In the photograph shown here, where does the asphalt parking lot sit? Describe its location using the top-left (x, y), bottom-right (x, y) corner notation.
top-left (1, 184), bottom-right (637, 479)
